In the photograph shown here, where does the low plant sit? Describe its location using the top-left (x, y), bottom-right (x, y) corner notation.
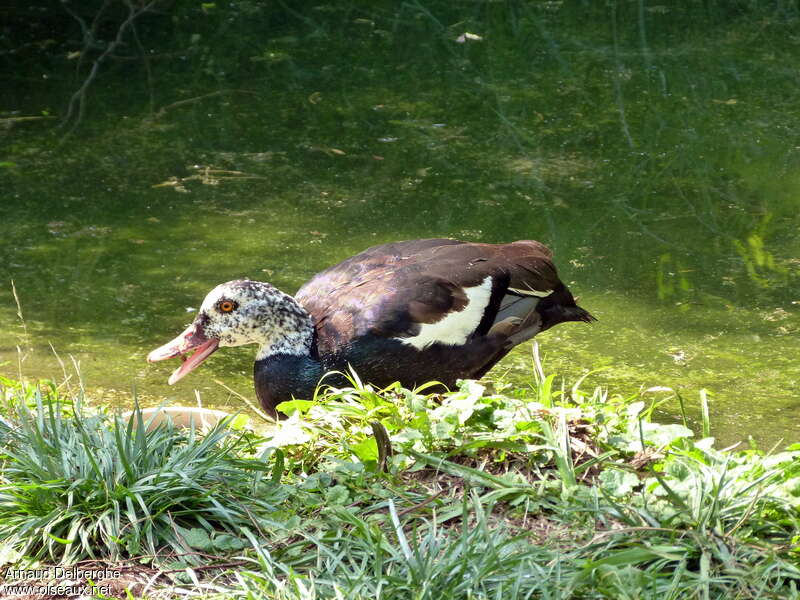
top-left (1, 371), bottom-right (799, 599)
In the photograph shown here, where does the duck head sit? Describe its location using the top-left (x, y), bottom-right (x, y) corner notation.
top-left (147, 280), bottom-right (314, 385)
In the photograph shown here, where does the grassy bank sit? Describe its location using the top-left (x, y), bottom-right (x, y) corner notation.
top-left (1, 370), bottom-right (799, 599)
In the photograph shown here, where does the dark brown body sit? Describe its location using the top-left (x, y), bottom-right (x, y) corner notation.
top-left (255, 238), bottom-right (594, 416)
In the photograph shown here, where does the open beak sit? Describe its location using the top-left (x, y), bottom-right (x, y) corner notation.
top-left (147, 322), bottom-right (220, 385)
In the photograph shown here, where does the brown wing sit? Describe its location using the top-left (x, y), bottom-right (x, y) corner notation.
top-left (294, 238), bottom-right (563, 356)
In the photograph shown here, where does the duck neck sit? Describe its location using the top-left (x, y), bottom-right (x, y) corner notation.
top-left (254, 353), bottom-right (323, 419)
top-left (253, 294), bottom-right (316, 360)
top-left (247, 294), bottom-right (321, 419)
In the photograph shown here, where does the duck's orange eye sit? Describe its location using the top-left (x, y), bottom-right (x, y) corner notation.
top-left (218, 300), bottom-right (237, 313)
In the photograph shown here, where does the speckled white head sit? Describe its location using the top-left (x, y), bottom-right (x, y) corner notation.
top-left (147, 280), bottom-right (314, 385)
top-left (197, 280), bottom-right (314, 357)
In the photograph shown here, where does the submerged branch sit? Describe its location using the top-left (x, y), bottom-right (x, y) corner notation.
top-left (59, 0), bottom-right (159, 140)
top-left (151, 90), bottom-right (257, 120)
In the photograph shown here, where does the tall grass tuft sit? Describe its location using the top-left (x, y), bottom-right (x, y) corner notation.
top-left (0, 385), bottom-right (284, 564)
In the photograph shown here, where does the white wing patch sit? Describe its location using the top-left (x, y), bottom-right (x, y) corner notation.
top-left (396, 277), bottom-right (493, 350)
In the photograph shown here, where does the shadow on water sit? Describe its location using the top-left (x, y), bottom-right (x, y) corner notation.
top-left (1, 1), bottom-right (798, 445)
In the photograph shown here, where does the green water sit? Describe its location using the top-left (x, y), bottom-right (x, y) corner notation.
top-left (1, 2), bottom-right (798, 446)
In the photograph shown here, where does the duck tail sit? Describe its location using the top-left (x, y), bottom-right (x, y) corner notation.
top-left (565, 305), bottom-right (596, 324)
top-left (537, 284), bottom-right (596, 330)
